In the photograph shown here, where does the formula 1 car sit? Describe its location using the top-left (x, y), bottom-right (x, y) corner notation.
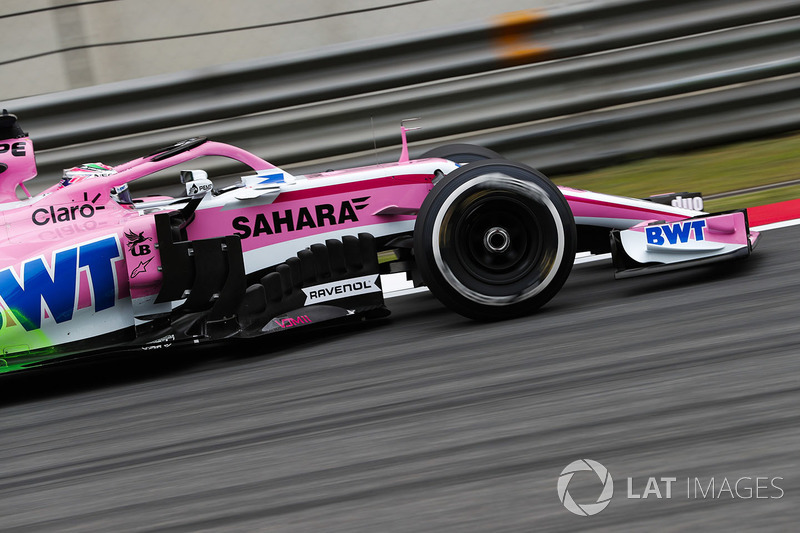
top-left (0, 112), bottom-right (758, 373)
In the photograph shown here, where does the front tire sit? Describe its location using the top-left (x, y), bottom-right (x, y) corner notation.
top-left (413, 159), bottom-right (576, 321)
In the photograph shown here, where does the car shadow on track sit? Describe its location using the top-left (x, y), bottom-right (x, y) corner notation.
top-left (617, 253), bottom-right (765, 298)
top-left (0, 316), bottom-right (394, 406)
top-left (0, 345), bottom-right (219, 406)
top-left (2, 254), bottom-right (758, 404)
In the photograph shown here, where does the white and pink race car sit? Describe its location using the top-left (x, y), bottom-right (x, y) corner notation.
top-left (0, 111), bottom-right (758, 373)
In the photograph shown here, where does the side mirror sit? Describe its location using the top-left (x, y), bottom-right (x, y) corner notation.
top-left (181, 169), bottom-right (213, 197)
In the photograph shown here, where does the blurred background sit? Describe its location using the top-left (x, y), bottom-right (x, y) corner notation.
top-left (3, 0), bottom-right (798, 210)
top-left (3, 0), bottom-right (590, 99)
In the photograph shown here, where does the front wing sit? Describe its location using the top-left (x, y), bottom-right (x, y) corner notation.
top-left (610, 210), bottom-right (759, 279)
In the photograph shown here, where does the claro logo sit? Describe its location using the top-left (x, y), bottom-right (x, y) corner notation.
top-left (232, 197), bottom-right (369, 238)
top-left (31, 192), bottom-right (106, 226)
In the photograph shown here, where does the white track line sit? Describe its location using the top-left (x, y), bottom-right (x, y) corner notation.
top-left (752, 218), bottom-right (800, 231)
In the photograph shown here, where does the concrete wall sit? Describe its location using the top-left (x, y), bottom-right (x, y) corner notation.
top-left (1, 0), bottom-right (599, 100)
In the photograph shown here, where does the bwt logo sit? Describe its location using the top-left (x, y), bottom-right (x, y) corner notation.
top-left (557, 459), bottom-right (614, 516)
top-left (0, 236), bottom-right (121, 331)
top-left (646, 220), bottom-right (706, 246)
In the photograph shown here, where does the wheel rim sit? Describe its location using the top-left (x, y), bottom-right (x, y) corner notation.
top-left (431, 173), bottom-right (566, 305)
top-left (453, 194), bottom-right (544, 285)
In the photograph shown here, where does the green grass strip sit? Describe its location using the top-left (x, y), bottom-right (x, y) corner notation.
top-left (552, 131), bottom-right (800, 211)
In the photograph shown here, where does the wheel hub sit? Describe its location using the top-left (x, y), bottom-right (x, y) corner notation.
top-left (450, 193), bottom-right (545, 285)
top-left (483, 227), bottom-right (511, 253)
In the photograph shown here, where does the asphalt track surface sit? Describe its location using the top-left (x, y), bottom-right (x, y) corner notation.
top-left (1, 225), bottom-right (798, 532)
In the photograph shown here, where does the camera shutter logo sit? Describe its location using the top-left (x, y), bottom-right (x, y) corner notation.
top-left (557, 459), bottom-right (614, 516)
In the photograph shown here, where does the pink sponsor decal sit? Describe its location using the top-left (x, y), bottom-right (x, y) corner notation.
top-left (187, 177), bottom-right (432, 252)
top-left (273, 315), bottom-right (312, 329)
top-left (627, 212), bottom-right (751, 245)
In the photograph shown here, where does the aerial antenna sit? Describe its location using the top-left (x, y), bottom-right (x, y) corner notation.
top-left (371, 117), bottom-right (379, 165)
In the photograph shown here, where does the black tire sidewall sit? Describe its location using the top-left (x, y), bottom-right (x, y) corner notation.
top-left (420, 144), bottom-right (503, 164)
top-left (414, 159), bottom-right (576, 320)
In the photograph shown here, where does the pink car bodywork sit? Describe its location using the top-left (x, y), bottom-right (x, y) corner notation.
top-left (0, 117), bottom-right (757, 371)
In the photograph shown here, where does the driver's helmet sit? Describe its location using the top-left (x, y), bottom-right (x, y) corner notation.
top-left (110, 182), bottom-right (133, 205)
top-left (61, 162), bottom-right (116, 186)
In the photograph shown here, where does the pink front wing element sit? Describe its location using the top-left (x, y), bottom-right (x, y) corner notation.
top-left (624, 212), bottom-right (751, 245)
top-left (561, 188), bottom-right (701, 228)
top-left (617, 211), bottom-right (755, 270)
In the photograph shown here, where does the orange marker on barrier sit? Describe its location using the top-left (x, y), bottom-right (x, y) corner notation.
top-left (492, 10), bottom-right (549, 64)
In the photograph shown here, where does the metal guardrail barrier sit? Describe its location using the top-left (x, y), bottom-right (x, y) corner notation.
top-left (4, 0), bottom-right (800, 190)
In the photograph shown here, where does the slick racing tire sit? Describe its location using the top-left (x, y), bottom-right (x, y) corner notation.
top-left (413, 159), bottom-right (576, 321)
top-left (420, 144), bottom-right (503, 164)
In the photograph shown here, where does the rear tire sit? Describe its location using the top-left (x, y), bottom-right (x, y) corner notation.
top-left (420, 144), bottom-right (503, 164)
top-left (413, 159), bottom-right (576, 321)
